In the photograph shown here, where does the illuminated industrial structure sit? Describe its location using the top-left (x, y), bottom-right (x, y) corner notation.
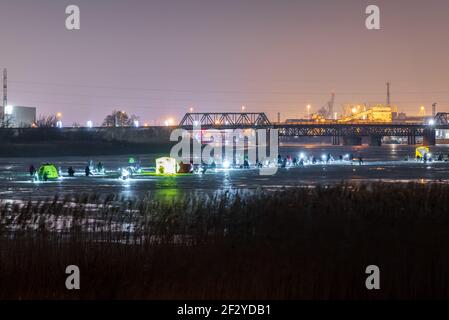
top-left (338, 104), bottom-right (395, 123)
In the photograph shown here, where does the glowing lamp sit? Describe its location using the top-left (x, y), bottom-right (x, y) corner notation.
top-left (4, 105), bottom-right (13, 115)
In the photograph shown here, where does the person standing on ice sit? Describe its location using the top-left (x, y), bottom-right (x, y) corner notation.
top-left (29, 165), bottom-right (36, 176)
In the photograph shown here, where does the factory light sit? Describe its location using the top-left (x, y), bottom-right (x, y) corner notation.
top-left (86, 120), bottom-right (93, 128)
top-left (56, 121), bottom-right (63, 128)
top-left (134, 120), bottom-right (140, 128)
top-left (4, 105), bottom-right (13, 115)
top-left (428, 119), bottom-right (435, 126)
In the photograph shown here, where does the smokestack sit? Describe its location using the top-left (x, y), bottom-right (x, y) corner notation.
top-left (432, 103), bottom-right (437, 117)
top-left (2, 68), bottom-right (7, 125)
top-left (277, 112), bottom-right (280, 123)
top-left (329, 91), bottom-right (335, 118)
top-left (386, 82), bottom-right (390, 106)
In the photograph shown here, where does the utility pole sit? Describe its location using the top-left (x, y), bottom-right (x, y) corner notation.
top-left (386, 82), bottom-right (390, 107)
top-left (2, 68), bottom-right (7, 126)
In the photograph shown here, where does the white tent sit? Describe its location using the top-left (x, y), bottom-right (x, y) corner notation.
top-left (155, 157), bottom-right (178, 175)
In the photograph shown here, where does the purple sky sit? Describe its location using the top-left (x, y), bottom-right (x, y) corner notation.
top-left (1, 0), bottom-right (449, 125)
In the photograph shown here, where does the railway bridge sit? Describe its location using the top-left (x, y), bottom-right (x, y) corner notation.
top-left (179, 112), bottom-right (449, 146)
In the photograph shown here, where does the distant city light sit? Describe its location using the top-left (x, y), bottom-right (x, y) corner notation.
top-left (56, 121), bottom-right (63, 128)
top-left (419, 106), bottom-right (426, 116)
top-left (165, 118), bottom-right (175, 126)
top-left (134, 120), bottom-right (140, 128)
top-left (4, 105), bottom-right (13, 115)
top-left (56, 112), bottom-right (62, 118)
top-left (428, 119), bottom-right (435, 126)
top-left (86, 120), bottom-right (93, 128)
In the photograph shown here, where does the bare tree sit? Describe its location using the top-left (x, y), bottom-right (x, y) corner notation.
top-left (102, 110), bottom-right (139, 127)
top-left (0, 111), bottom-right (14, 128)
top-left (36, 115), bottom-right (58, 128)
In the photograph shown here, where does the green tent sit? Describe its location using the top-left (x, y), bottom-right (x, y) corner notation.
top-left (38, 164), bottom-right (59, 180)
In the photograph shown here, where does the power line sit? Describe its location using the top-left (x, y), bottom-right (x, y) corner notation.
top-left (9, 88), bottom-right (449, 107)
top-left (13, 79), bottom-right (449, 96)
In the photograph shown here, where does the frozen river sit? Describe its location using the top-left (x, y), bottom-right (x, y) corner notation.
top-left (1, 144), bottom-right (449, 201)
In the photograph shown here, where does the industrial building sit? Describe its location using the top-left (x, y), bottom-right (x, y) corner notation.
top-left (0, 105), bottom-right (36, 128)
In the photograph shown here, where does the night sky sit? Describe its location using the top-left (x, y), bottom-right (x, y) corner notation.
top-left (1, 0), bottom-right (449, 125)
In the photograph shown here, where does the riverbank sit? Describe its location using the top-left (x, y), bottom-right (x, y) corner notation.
top-left (0, 126), bottom-right (174, 157)
top-left (0, 141), bottom-right (172, 157)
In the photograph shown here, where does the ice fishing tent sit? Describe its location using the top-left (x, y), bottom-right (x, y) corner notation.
top-left (38, 164), bottom-right (59, 180)
top-left (155, 157), bottom-right (178, 175)
top-left (415, 146), bottom-right (429, 158)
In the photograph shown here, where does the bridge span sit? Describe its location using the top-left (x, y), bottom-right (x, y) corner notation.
top-left (179, 112), bottom-right (449, 146)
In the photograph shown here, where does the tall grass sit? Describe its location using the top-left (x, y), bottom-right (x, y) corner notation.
top-left (2, 183), bottom-right (449, 299)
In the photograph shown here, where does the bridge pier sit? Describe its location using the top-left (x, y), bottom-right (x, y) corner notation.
top-left (407, 135), bottom-right (417, 145)
top-left (332, 136), bottom-right (340, 145)
top-left (255, 128), bottom-right (278, 163)
top-left (423, 128), bottom-right (436, 146)
top-left (342, 136), bottom-right (362, 146)
top-left (369, 135), bottom-right (382, 146)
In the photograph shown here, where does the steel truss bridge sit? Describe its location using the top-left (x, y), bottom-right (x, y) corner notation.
top-left (179, 112), bottom-right (271, 127)
top-left (179, 112), bottom-right (449, 145)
